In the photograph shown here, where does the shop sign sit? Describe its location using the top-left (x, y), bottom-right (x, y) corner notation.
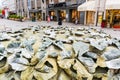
top-left (59, 0), bottom-right (65, 3)
top-left (49, 0), bottom-right (54, 4)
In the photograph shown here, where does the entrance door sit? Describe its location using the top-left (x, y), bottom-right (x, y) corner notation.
top-left (57, 10), bottom-right (61, 21)
top-left (69, 9), bottom-right (72, 22)
top-left (43, 13), bottom-right (45, 21)
top-left (80, 11), bottom-right (85, 24)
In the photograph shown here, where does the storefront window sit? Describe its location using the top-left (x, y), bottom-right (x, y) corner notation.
top-left (87, 11), bottom-right (94, 25)
top-left (71, 9), bottom-right (79, 23)
top-left (49, 11), bottom-right (56, 21)
top-left (106, 10), bottom-right (120, 28)
top-left (60, 10), bottom-right (66, 21)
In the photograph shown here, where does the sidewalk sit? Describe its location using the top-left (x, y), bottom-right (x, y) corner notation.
top-left (0, 19), bottom-right (119, 39)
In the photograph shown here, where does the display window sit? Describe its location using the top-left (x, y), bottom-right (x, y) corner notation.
top-left (71, 9), bottom-right (80, 23)
top-left (49, 11), bottom-right (56, 21)
top-left (60, 10), bottom-right (66, 21)
top-left (106, 10), bottom-right (120, 28)
top-left (86, 11), bottom-right (95, 25)
top-left (71, 9), bottom-right (77, 22)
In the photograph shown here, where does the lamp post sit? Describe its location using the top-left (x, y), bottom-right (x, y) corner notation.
top-left (94, 0), bottom-right (100, 26)
top-left (103, 0), bottom-right (106, 20)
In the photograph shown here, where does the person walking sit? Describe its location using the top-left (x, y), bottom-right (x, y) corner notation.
top-left (75, 17), bottom-right (78, 25)
top-left (58, 17), bottom-right (62, 27)
top-left (2, 9), bottom-right (5, 18)
top-left (47, 15), bottom-right (50, 23)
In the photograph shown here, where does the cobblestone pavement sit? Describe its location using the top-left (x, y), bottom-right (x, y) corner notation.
top-left (0, 19), bottom-right (120, 39)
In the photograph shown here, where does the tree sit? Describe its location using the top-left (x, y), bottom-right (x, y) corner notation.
top-left (0, 9), bottom-right (2, 14)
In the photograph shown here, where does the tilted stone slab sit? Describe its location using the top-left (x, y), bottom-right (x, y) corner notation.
top-left (106, 58), bottom-right (120, 69)
top-left (73, 41), bottom-right (89, 56)
top-left (53, 40), bottom-right (65, 50)
top-left (90, 39), bottom-right (108, 51)
top-left (0, 33), bottom-right (11, 41)
top-left (102, 48), bottom-right (120, 61)
top-left (78, 56), bottom-right (97, 73)
top-left (84, 52), bottom-right (98, 59)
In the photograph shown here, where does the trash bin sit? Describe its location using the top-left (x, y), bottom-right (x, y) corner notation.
top-left (32, 17), bottom-right (36, 22)
top-left (101, 19), bottom-right (107, 28)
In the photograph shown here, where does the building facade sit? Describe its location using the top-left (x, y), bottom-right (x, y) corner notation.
top-left (15, 0), bottom-right (87, 23)
top-left (16, 0), bottom-right (30, 19)
top-left (46, 0), bottom-right (86, 23)
top-left (15, 0), bottom-right (47, 21)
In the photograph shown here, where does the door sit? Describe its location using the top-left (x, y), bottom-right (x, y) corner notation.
top-left (80, 11), bottom-right (85, 24)
top-left (43, 13), bottom-right (45, 21)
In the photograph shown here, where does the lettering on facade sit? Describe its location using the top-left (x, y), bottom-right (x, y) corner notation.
top-left (59, 0), bottom-right (65, 3)
top-left (49, 0), bottom-right (54, 4)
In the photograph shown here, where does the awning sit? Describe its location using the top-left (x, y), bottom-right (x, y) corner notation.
top-left (77, 0), bottom-right (95, 11)
top-left (29, 9), bottom-right (41, 13)
top-left (106, 0), bottom-right (120, 10)
top-left (78, 0), bottom-right (120, 11)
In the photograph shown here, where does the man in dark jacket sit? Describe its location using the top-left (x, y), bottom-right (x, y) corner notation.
top-left (58, 17), bottom-right (62, 26)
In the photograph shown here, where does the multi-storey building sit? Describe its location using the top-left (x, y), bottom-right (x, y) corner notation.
top-left (15, 0), bottom-right (47, 21)
top-left (29, 0), bottom-right (47, 21)
top-left (46, 0), bottom-right (86, 23)
top-left (16, 0), bottom-right (30, 19)
top-left (1, 0), bottom-right (16, 18)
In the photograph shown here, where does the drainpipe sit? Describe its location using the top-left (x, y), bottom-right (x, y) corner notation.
top-left (94, 0), bottom-right (100, 26)
top-left (84, 0), bottom-right (88, 25)
top-left (103, 0), bottom-right (106, 20)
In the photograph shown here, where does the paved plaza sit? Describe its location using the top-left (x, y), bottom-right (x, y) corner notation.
top-left (0, 19), bottom-right (120, 39)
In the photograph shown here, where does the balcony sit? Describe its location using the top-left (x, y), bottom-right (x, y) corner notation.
top-left (66, 0), bottom-right (86, 6)
top-left (37, 0), bottom-right (41, 9)
top-left (31, 1), bottom-right (35, 9)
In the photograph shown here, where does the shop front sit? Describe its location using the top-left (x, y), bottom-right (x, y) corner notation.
top-left (86, 11), bottom-right (95, 25)
top-left (106, 10), bottom-right (120, 28)
top-left (48, 9), bottom-right (68, 22)
top-left (70, 9), bottom-right (80, 23)
top-left (58, 10), bottom-right (66, 22)
top-left (47, 0), bottom-right (84, 23)
top-left (47, 2), bottom-right (67, 22)
top-left (29, 9), bottom-right (42, 21)
top-left (78, 0), bottom-right (120, 28)
top-left (49, 11), bottom-right (56, 21)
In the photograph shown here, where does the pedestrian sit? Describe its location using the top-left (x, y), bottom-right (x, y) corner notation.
top-left (75, 17), bottom-right (78, 25)
top-left (47, 15), bottom-right (50, 23)
top-left (51, 16), bottom-right (53, 21)
top-left (2, 9), bottom-right (5, 18)
top-left (58, 17), bottom-right (62, 27)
